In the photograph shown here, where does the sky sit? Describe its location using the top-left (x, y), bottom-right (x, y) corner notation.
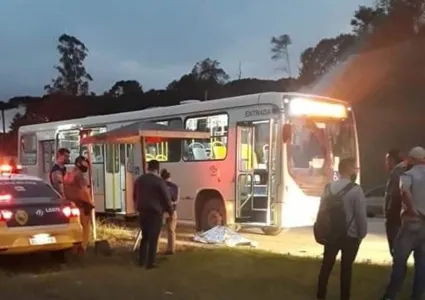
top-left (0, 0), bottom-right (373, 127)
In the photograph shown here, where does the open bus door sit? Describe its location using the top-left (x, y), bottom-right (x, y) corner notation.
top-left (235, 119), bottom-right (281, 235)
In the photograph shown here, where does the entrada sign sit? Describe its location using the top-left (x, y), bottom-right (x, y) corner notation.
top-left (244, 107), bottom-right (278, 118)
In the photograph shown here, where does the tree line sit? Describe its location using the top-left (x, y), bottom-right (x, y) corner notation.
top-left (1, 0), bottom-right (425, 189)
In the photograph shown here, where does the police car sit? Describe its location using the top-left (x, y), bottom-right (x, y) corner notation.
top-left (0, 164), bottom-right (83, 261)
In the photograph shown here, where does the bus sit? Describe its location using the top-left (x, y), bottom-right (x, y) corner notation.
top-left (18, 92), bottom-right (359, 235)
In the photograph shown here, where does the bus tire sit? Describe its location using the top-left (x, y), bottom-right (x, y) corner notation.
top-left (200, 198), bottom-right (225, 231)
top-left (261, 226), bottom-right (282, 236)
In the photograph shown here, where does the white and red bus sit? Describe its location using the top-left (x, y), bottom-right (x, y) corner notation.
top-left (18, 92), bottom-right (359, 235)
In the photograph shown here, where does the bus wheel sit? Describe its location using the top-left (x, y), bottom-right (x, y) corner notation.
top-left (261, 226), bottom-right (282, 236)
top-left (200, 198), bottom-right (225, 231)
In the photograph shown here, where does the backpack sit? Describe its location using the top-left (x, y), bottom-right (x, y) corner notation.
top-left (313, 182), bottom-right (356, 245)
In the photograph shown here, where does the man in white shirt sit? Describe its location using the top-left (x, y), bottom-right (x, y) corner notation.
top-left (382, 146), bottom-right (425, 300)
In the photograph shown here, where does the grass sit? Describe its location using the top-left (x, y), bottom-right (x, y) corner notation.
top-left (0, 223), bottom-right (415, 300)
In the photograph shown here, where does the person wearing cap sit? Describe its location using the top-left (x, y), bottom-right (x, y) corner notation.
top-left (64, 156), bottom-right (95, 252)
top-left (382, 146), bottom-right (425, 300)
top-left (160, 168), bottom-right (179, 255)
top-left (384, 148), bottom-right (406, 256)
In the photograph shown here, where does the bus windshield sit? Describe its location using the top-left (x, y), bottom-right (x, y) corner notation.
top-left (287, 117), bottom-right (356, 196)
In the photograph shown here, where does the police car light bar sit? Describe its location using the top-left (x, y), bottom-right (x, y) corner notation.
top-left (0, 194), bottom-right (11, 202)
top-left (0, 164), bottom-right (22, 175)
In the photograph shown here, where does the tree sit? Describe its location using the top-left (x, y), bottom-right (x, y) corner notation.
top-left (191, 58), bottom-right (229, 84)
top-left (298, 34), bottom-right (356, 85)
top-left (44, 34), bottom-right (93, 96)
top-left (0, 102), bottom-right (18, 134)
top-left (351, 5), bottom-right (385, 35)
top-left (8, 112), bottom-right (49, 133)
top-left (351, 1), bottom-right (425, 50)
top-left (270, 34), bottom-right (292, 76)
top-left (106, 80), bottom-right (143, 97)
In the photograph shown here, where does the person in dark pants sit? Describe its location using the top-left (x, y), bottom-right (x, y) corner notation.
top-left (317, 158), bottom-right (368, 300)
top-left (384, 148), bottom-right (405, 256)
top-left (160, 169), bottom-right (179, 255)
top-left (382, 146), bottom-right (425, 300)
top-left (133, 160), bottom-right (173, 269)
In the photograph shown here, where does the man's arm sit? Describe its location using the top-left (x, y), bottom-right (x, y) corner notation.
top-left (158, 179), bottom-right (173, 215)
top-left (133, 177), bottom-right (139, 204)
top-left (353, 186), bottom-right (368, 239)
top-left (51, 170), bottom-right (65, 198)
top-left (174, 185), bottom-right (180, 204)
top-left (400, 173), bottom-right (418, 216)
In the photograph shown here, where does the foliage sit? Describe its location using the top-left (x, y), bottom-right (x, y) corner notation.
top-left (270, 34), bottom-right (292, 76)
top-left (191, 58), bottom-right (229, 84)
top-left (298, 34), bottom-right (356, 86)
top-left (106, 80), bottom-right (143, 97)
top-left (44, 34), bottom-right (93, 96)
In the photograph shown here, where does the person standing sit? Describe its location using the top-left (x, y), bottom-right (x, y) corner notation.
top-left (382, 146), bottom-right (425, 300)
top-left (134, 160), bottom-right (173, 269)
top-left (64, 156), bottom-right (94, 252)
top-left (384, 148), bottom-right (405, 256)
top-left (160, 168), bottom-right (179, 255)
top-left (316, 157), bottom-right (368, 300)
top-left (50, 148), bottom-right (71, 198)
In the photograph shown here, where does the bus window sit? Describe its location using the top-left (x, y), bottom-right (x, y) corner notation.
top-left (183, 114), bottom-right (228, 161)
top-left (42, 140), bottom-right (55, 173)
top-left (57, 130), bottom-right (80, 163)
top-left (80, 128), bottom-right (106, 164)
top-left (288, 120), bottom-right (331, 196)
top-left (144, 119), bottom-right (182, 163)
top-left (20, 133), bottom-right (37, 165)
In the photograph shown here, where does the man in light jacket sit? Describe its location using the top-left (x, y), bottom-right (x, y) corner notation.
top-left (317, 157), bottom-right (368, 300)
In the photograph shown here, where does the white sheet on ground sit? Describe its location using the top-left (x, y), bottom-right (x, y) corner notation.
top-left (193, 226), bottom-right (258, 247)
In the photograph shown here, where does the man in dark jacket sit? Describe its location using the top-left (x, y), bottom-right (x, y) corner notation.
top-left (384, 148), bottom-right (405, 256)
top-left (133, 160), bottom-right (173, 269)
top-left (50, 148), bottom-right (71, 198)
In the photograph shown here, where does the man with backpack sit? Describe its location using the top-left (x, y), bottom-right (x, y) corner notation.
top-left (382, 146), bottom-right (425, 300)
top-left (314, 157), bottom-right (368, 300)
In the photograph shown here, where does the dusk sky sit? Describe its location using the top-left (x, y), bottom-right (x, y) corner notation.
top-left (0, 0), bottom-right (373, 125)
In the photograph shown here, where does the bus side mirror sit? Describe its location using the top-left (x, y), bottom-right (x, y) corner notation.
top-left (282, 124), bottom-right (292, 143)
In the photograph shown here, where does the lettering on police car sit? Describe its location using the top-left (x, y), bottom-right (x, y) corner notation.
top-left (45, 207), bottom-right (61, 213)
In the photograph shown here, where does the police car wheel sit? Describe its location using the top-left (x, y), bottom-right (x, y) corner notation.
top-left (200, 198), bottom-right (225, 231)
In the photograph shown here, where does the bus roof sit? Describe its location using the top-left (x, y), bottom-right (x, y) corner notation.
top-left (19, 92), bottom-right (348, 133)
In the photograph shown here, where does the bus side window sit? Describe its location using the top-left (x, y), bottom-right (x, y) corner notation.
top-left (183, 114), bottom-right (228, 161)
top-left (20, 133), bottom-right (37, 165)
top-left (144, 119), bottom-right (182, 163)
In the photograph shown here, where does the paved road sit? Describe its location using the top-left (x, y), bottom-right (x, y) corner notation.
top-left (170, 218), bottom-right (404, 265)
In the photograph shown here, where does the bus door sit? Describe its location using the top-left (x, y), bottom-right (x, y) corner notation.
top-left (40, 140), bottom-right (55, 182)
top-left (235, 120), bottom-right (278, 225)
top-left (104, 144), bottom-right (132, 213)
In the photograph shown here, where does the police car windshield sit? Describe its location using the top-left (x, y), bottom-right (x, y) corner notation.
top-left (0, 180), bottom-right (60, 201)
